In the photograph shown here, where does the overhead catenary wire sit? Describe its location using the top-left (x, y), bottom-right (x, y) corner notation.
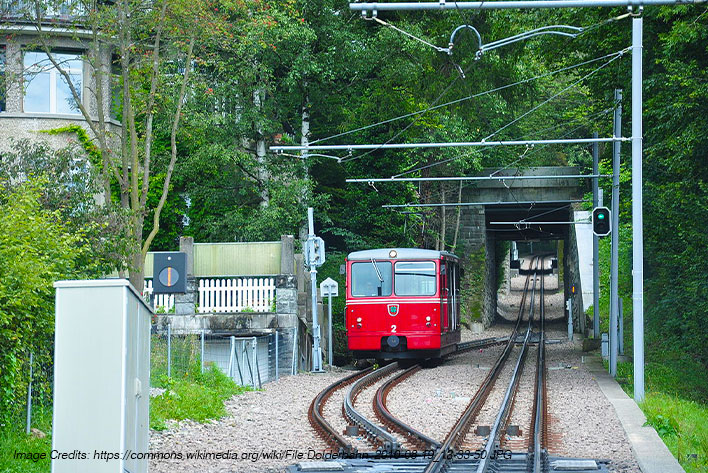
top-left (308, 49), bottom-right (627, 146)
top-left (321, 49), bottom-right (626, 162)
top-left (391, 106), bottom-right (614, 177)
top-left (482, 51), bottom-right (625, 141)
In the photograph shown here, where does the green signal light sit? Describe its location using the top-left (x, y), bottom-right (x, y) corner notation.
top-left (598, 214), bottom-right (605, 219)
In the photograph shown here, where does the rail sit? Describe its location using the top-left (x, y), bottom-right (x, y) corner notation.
top-left (475, 258), bottom-right (542, 473)
top-left (423, 256), bottom-right (540, 473)
top-left (344, 362), bottom-right (402, 452)
top-left (373, 364), bottom-right (441, 451)
top-left (308, 368), bottom-right (372, 454)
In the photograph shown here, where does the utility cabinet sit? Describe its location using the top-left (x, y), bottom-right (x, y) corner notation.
top-left (52, 280), bottom-right (152, 473)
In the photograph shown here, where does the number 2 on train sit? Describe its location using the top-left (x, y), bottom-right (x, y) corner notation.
top-left (391, 324), bottom-right (397, 333)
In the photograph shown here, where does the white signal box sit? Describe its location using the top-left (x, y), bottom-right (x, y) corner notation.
top-left (52, 280), bottom-right (152, 473)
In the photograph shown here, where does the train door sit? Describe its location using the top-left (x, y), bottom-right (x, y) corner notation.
top-left (450, 261), bottom-right (459, 331)
top-left (440, 261), bottom-right (449, 333)
top-left (444, 260), bottom-right (456, 332)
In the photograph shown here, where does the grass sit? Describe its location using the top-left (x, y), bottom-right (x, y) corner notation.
top-left (0, 409), bottom-right (52, 473)
top-left (609, 354), bottom-right (708, 473)
top-left (149, 363), bottom-right (252, 431)
top-left (641, 393), bottom-right (708, 473)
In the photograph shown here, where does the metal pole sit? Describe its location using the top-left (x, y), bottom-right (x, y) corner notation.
top-left (349, 0), bottom-right (703, 11)
top-left (619, 298), bottom-right (625, 355)
top-left (291, 326), bottom-right (298, 375)
top-left (275, 331), bottom-right (279, 381)
top-left (347, 174), bottom-right (610, 183)
top-left (384, 198), bottom-right (585, 209)
top-left (308, 208), bottom-right (324, 372)
top-left (592, 132), bottom-right (600, 339)
top-left (328, 292), bottom-right (333, 367)
top-left (567, 298), bottom-right (573, 341)
top-left (271, 137), bottom-right (626, 152)
top-left (26, 352), bottom-right (33, 435)
top-left (201, 329), bottom-right (205, 374)
top-left (610, 89), bottom-right (623, 377)
top-left (632, 15), bottom-right (645, 402)
top-left (167, 323), bottom-right (171, 378)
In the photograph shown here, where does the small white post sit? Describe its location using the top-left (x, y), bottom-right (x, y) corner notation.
top-left (566, 298), bottom-right (573, 341)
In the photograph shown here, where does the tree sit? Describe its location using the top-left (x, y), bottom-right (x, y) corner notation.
top-left (7, 0), bottom-right (231, 289)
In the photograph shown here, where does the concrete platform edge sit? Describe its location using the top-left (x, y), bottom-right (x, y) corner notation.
top-left (584, 355), bottom-right (686, 473)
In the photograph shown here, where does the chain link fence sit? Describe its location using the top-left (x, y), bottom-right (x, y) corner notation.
top-left (150, 326), bottom-right (298, 389)
top-left (18, 326), bottom-right (297, 433)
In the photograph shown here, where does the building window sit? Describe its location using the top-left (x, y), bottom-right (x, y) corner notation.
top-left (24, 51), bottom-right (83, 115)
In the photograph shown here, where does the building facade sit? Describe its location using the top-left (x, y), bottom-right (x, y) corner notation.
top-left (0, 1), bottom-right (118, 152)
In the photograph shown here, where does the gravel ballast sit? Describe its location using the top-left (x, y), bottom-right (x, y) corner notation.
top-left (149, 272), bottom-right (644, 472)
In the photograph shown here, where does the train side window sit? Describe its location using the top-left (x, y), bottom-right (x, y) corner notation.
top-left (394, 261), bottom-right (436, 296)
top-left (351, 261), bottom-right (392, 297)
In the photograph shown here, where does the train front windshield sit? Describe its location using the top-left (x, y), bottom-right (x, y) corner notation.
top-left (394, 261), bottom-right (436, 296)
top-left (351, 261), bottom-right (392, 297)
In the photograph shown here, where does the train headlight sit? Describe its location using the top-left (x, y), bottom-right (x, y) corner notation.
top-left (389, 250), bottom-right (398, 258)
top-left (426, 316), bottom-right (431, 321)
top-left (356, 317), bottom-right (362, 322)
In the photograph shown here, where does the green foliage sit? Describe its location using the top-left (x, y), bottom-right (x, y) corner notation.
top-left (641, 393), bottom-right (708, 473)
top-left (0, 139), bottom-right (131, 274)
top-left (0, 409), bottom-right (52, 473)
top-left (149, 365), bottom-right (251, 431)
top-left (316, 252), bottom-right (348, 363)
top-left (460, 247), bottom-right (486, 324)
top-left (0, 180), bottom-right (100, 424)
top-left (39, 125), bottom-right (103, 170)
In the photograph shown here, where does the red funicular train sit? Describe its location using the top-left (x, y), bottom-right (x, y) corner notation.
top-left (345, 248), bottom-right (461, 359)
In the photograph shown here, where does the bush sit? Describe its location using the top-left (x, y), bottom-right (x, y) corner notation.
top-left (0, 180), bottom-right (100, 424)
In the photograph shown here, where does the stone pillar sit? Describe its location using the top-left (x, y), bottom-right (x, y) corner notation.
top-left (276, 235), bottom-right (297, 328)
top-left (483, 231), bottom-right (497, 327)
top-left (174, 236), bottom-right (196, 316)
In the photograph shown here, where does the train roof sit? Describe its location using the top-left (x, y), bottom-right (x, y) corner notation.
top-left (347, 248), bottom-right (458, 261)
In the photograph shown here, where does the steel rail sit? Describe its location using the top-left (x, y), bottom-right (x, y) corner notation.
top-left (532, 259), bottom-right (547, 472)
top-left (344, 362), bottom-right (402, 452)
top-left (308, 367), bottom-right (372, 454)
top-left (474, 259), bottom-right (541, 473)
top-left (371, 337), bottom-right (511, 452)
top-left (373, 364), bottom-right (442, 451)
top-left (423, 257), bottom-right (539, 473)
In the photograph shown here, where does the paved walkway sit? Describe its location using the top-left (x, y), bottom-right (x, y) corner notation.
top-left (584, 355), bottom-right (686, 473)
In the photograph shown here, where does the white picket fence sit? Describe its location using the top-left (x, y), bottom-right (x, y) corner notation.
top-left (143, 279), bottom-right (175, 312)
top-left (143, 277), bottom-right (276, 313)
top-left (198, 277), bottom-right (275, 313)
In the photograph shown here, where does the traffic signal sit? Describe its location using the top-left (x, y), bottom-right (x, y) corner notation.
top-left (592, 207), bottom-right (611, 237)
top-left (153, 252), bottom-right (187, 293)
top-left (306, 236), bottom-right (326, 267)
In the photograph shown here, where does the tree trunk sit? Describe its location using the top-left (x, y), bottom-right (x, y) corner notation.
top-left (440, 182), bottom-right (446, 251)
top-left (453, 181), bottom-right (463, 251)
top-left (299, 88), bottom-right (311, 241)
top-left (254, 87), bottom-right (269, 207)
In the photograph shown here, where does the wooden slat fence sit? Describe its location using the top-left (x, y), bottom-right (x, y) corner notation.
top-left (143, 280), bottom-right (175, 313)
top-left (198, 277), bottom-right (275, 313)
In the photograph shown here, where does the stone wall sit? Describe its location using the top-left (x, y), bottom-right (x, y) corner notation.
top-left (483, 231), bottom-right (497, 327)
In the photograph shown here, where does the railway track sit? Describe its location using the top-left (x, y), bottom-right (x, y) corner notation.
top-left (296, 256), bottom-right (612, 473)
top-left (422, 256), bottom-right (545, 473)
top-left (307, 256), bottom-right (554, 472)
top-left (308, 338), bottom-right (509, 455)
